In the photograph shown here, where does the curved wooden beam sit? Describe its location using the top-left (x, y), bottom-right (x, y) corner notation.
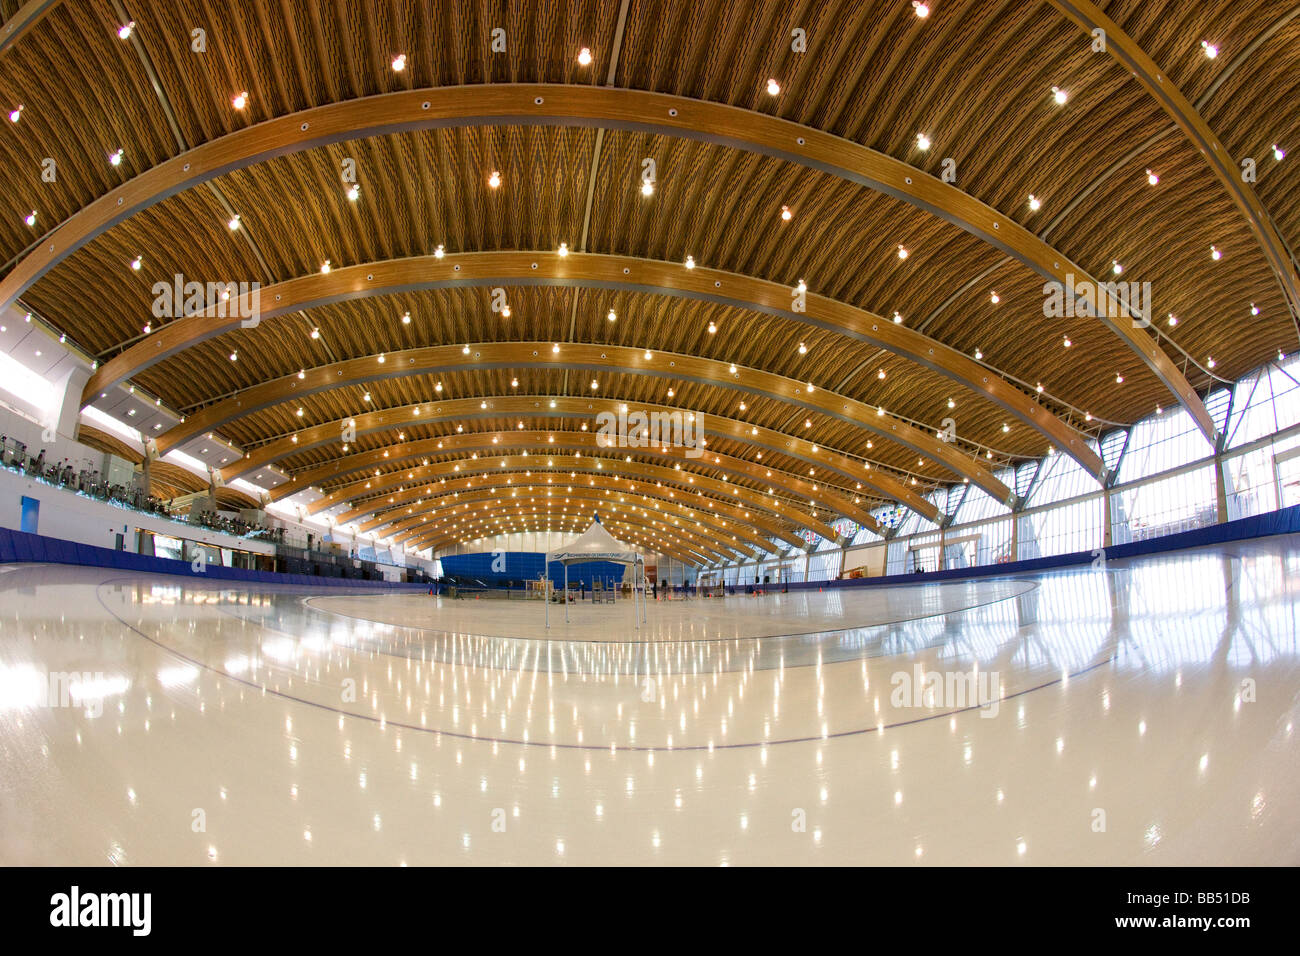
top-left (1048, 0), bottom-right (1300, 329)
top-left (0, 83), bottom-right (1207, 444)
top-left (375, 486), bottom-right (781, 559)
top-left (0, 0), bottom-right (61, 57)
top-left (355, 470), bottom-right (803, 552)
top-left (319, 449), bottom-right (845, 543)
top-left (421, 503), bottom-right (741, 565)
top-left (154, 339), bottom-right (1013, 505)
top-left (224, 395), bottom-right (941, 521)
top-left (93, 252), bottom-right (1104, 482)
top-left (326, 455), bottom-right (817, 552)
top-left (417, 508), bottom-right (712, 566)
top-left (284, 428), bottom-right (882, 534)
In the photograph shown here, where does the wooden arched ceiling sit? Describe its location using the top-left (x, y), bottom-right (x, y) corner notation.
top-left (319, 450), bottom-right (848, 544)
top-left (4, 0), bottom-right (1297, 564)
top-left (376, 487), bottom-right (784, 559)
top-left (349, 470), bottom-right (812, 553)
top-left (75, 423), bottom-right (140, 463)
top-left (83, 252), bottom-right (1107, 481)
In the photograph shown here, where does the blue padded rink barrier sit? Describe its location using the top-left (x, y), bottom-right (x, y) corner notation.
top-left (1, 505), bottom-right (1298, 866)
top-left (0, 525), bottom-right (425, 589)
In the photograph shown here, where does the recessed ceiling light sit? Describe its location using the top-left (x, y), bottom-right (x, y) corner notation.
top-left (8, 105), bottom-right (22, 123)
top-left (781, 205), bottom-right (792, 221)
top-left (1146, 169), bottom-right (1159, 186)
top-left (1051, 86), bottom-right (1068, 105)
top-left (1201, 41), bottom-right (1218, 59)
top-left (897, 245), bottom-right (909, 260)
top-left (391, 54), bottom-right (407, 72)
top-left (989, 291), bottom-right (1000, 304)
top-left (130, 256), bottom-right (142, 271)
top-left (1028, 194), bottom-right (1041, 211)
top-left (1210, 245), bottom-right (1221, 260)
top-left (320, 260), bottom-right (331, 274)
top-left (766, 78), bottom-right (780, 96)
top-left (488, 170), bottom-right (501, 189)
top-left (109, 149), bottom-right (124, 166)
top-left (401, 310), bottom-right (411, 324)
top-left (577, 47), bottom-right (592, 66)
top-left (346, 184), bottom-right (360, 201)
top-left (227, 214), bottom-right (240, 230)
top-left (434, 244), bottom-right (445, 258)
top-left (911, 1), bottom-right (930, 16)
top-left (916, 133), bottom-right (930, 150)
top-left (1273, 144), bottom-right (1285, 161)
top-left (1250, 303), bottom-right (1259, 316)
top-left (117, 21), bottom-right (135, 40)
top-left (232, 91), bottom-right (248, 110)
top-left (1112, 260), bottom-right (1123, 275)
top-left (684, 255), bottom-right (695, 269)
top-left (24, 210), bottom-right (36, 226)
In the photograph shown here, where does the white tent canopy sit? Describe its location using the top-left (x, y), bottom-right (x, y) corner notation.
top-left (544, 519), bottom-right (647, 627)
top-left (546, 520), bottom-right (641, 566)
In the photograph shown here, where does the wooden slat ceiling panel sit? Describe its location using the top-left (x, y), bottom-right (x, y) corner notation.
top-left (0, 0), bottom-right (176, 267)
top-left (1194, 15), bottom-right (1300, 297)
top-left (22, 187), bottom-right (266, 356)
top-left (1106, 0), bottom-right (1297, 103)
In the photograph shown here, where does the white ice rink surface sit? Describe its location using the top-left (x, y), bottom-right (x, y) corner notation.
top-left (1, 537), bottom-right (1297, 865)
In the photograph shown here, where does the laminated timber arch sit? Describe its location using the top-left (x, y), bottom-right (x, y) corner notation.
top-left (418, 506), bottom-right (741, 565)
top-left (0, 84), bottom-right (1210, 444)
top-left (353, 471), bottom-right (804, 553)
top-left (0, 0), bottom-right (60, 58)
top-left (317, 451), bottom-right (846, 543)
top-left (1048, 0), bottom-right (1300, 328)
top-left (284, 429), bottom-right (883, 534)
top-left (414, 507), bottom-right (715, 566)
top-left (153, 341), bottom-right (1015, 506)
top-left (222, 396), bottom-right (941, 522)
top-left (407, 507), bottom-right (730, 563)
top-left (90, 252), bottom-right (1105, 484)
top-left (372, 487), bottom-right (782, 559)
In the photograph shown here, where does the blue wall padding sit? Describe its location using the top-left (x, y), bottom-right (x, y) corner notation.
top-left (0, 526), bottom-right (424, 589)
top-left (778, 503), bottom-right (1300, 591)
top-left (440, 552), bottom-right (625, 587)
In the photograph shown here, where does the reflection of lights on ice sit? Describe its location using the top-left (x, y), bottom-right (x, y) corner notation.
top-left (0, 664), bottom-right (47, 711)
top-left (157, 664), bottom-right (199, 688)
top-left (70, 675), bottom-right (130, 701)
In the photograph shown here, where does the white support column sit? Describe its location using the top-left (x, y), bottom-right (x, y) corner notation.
top-left (50, 366), bottom-right (90, 443)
